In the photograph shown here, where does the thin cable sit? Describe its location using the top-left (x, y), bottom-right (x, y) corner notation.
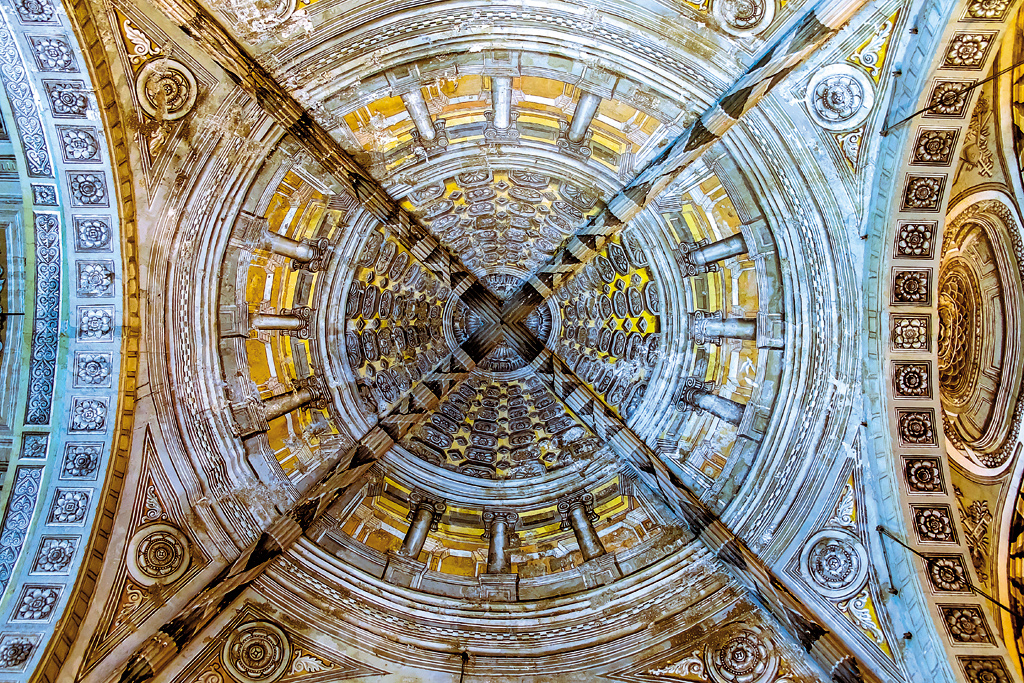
top-left (877, 525), bottom-right (1023, 618)
top-left (881, 56), bottom-right (1024, 136)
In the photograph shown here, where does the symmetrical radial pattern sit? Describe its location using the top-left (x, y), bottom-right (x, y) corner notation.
top-left (0, 0), bottom-right (1022, 683)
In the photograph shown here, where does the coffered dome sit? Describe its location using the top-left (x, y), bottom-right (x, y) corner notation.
top-left (0, 0), bottom-right (1021, 683)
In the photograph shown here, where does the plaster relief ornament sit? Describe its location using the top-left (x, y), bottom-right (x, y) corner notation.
top-left (70, 398), bottom-right (107, 431)
top-left (14, 0), bottom-right (55, 22)
top-left (966, 0), bottom-right (1010, 19)
top-left (712, 0), bottom-right (774, 37)
top-left (223, 621), bottom-right (292, 683)
top-left (904, 457), bottom-right (943, 493)
top-left (926, 555), bottom-right (970, 592)
top-left (959, 657), bottom-right (1013, 683)
top-left (49, 489), bottom-right (90, 524)
top-left (126, 523), bottom-right (191, 586)
top-left (33, 537), bottom-right (76, 573)
top-left (894, 221), bottom-right (936, 258)
top-left (942, 32), bottom-right (995, 70)
top-left (649, 651), bottom-right (707, 681)
top-left (799, 529), bottom-right (868, 600)
top-left (805, 64), bottom-right (874, 131)
top-left (29, 36), bottom-right (76, 72)
top-left (0, 638), bottom-right (33, 669)
top-left (705, 626), bottom-right (778, 683)
top-left (942, 606), bottom-right (992, 644)
top-left (14, 585), bottom-right (60, 621)
top-left (44, 80), bottom-right (89, 117)
top-left (135, 58), bottom-right (198, 121)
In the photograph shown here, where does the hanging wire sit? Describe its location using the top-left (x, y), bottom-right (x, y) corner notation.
top-left (877, 525), bottom-right (1024, 619)
top-left (881, 56), bottom-right (1024, 136)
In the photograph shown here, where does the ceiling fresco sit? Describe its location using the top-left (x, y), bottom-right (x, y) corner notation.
top-left (0, 0), bottom-right (1022, 683)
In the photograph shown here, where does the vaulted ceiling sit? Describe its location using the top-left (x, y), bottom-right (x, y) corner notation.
top-left (0, 0), bottom-right (1020, 683)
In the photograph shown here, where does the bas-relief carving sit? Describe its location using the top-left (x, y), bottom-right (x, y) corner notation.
top-left (80, 434), bottom-right (209, 674)
top-left (0, 17), bottom-right (52, 176)
top-left (787, 471), bottom-right (896, 662)
top-left (25, 213), bottom-right (59, 425)
top-left (30, 0), bottom-right (1024, 681)
top-left (104, 2), bottom-right (213, 193)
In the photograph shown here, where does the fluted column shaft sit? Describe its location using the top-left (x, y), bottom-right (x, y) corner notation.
top-left (568, 91), bottom-right (601, 143)
top-left (401, 88), bottom-right (436, 142)
top-left (492, 76), bottom-right (513, 129)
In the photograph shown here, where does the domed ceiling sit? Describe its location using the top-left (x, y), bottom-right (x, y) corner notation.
top-left (0, 0), bottom-right (1021, 682)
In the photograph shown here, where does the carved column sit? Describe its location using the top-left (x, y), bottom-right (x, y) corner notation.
top-left (402, 88), bottom-right (447, 152)
top-left (263, 376), bottom-right (328, 421)
top-left (558, 91), bottom-right (600, 161)
top-left (399, 490), bottom-right (447, 558)
top-left (558, 491), bottom-right (605, 561)
top-left (229, 376), bottom-right (326, 483)
top-left (251, 307), bottom-right (313, 339)
top-left (677, 377), bottom-right (745, 426)
top-left (482, 509), bottom-right (519, 574)
top-left (231, 376), bottom-right (327, 438)
top-left (689, 310), bottom-right (756, 345)
top-left (568, 91), bottom-right (601, 142)
top-left (675, 233), bottom-right (748, 275)
top-left (492, 76), bottom-right (513, 129)
top-left (232, 211), bottom-right (329, 271)
top-left (484, 76), bottom-right (520, 144)
top-left (263, 232), bottom-right (329, 271)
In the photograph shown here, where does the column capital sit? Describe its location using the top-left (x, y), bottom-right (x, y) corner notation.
top-left (557, 491), bottom-right (597, 530)
top-left (408, 489), bottom-right (447, 529)
top-left (293, 237), bottom-right (330, 272)
top-left (677, 376), bottom-right (715, 411)
top-left (483, 110), bottom-right (521, 144)
top-left (411, 120), bottom-right (449, 157)
top-left (690, 309), bottom-right (723, 345)
top-left (557, 118), bottom-right (593, 162)
top-left (482, 509), bottom-right (520, 535)
top-left (674, 239), bottom-right (719, 276)
top-left (280, 306), bottom-right (314, 338)
top-left (295, 375), bottom-right (329, 410)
